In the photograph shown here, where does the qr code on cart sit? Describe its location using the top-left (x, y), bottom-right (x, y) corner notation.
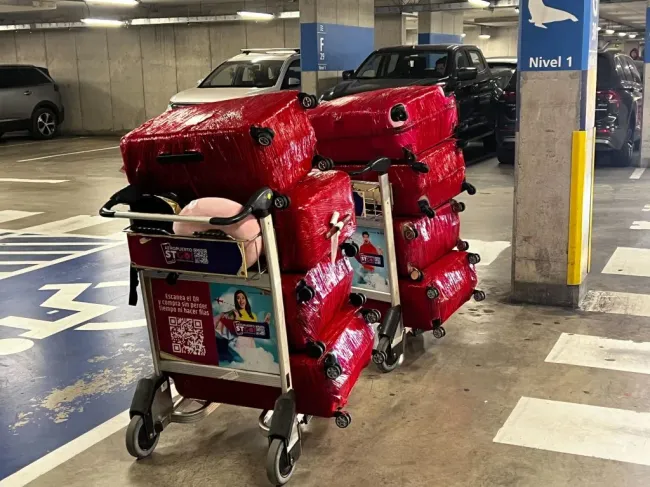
top-left (194, 248), bottom-right (208, 264)
top-left (169, 317), bottom-right (206, 356)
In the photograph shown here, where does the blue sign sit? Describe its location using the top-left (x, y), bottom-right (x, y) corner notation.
top-left (301, 22), bottom-right (374, 72)
top-left (519, 0), bottom-right (599, 71)
top-left (418, 33), bottom-right (463, 45)
top-left (645, 8), bottom-right (650, 63)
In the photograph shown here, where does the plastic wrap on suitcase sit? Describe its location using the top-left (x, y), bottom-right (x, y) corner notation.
top-left (394, 201), bottom-right (464, 278)
top-left (121, 91), bottom-right (316, 204)
top-left (400, 251), bottom-right (478, 331)
top-left (309, 86), bottom-right (457, 162)
top-left (340, 139), bottom-right (466, 216)
top-left (282, 257), bottom-right (354, 350)
top-left (274, 170), bottom-right (356, 272)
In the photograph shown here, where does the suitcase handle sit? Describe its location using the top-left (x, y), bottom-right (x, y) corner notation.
top-left (350, 157), bottom-right (392, 176)
top-left (99, 186), bottom-right (274, 225)
top-left (156, 151), bottom-right (204, 164)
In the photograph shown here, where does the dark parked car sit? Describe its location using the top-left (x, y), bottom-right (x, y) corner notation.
top-left (486, 56), bottom-right (517, 89)
top-left (321, 44), bottom-right (501, 151)
top-left (495, 51), bottom-right (643, 166)
top-left (0, 64), bottom-right (64, 140)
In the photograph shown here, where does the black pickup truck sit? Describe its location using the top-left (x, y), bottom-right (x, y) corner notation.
top-left (321, 44), bottom-right (501, 151)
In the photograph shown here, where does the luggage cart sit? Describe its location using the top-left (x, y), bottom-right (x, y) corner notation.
top-left (347, 158), bottom-right (406, 373)
top-left (99, 186), bottom-right (308, 486)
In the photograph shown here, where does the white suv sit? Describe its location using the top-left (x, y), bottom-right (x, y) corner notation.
top-left (170, 48), bottom-right (301, 107)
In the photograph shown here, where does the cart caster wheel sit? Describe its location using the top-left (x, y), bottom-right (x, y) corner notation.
top-left (266, 438), bottom-right (296, 486)
top-left (473, 290), bottom-right (486, 302)
top-left (251, 126), bottom-right (275, 147)
top-left (349, 292), bottom-right (367, 307)
top-left (372, 349), bottom-right (387, 365)
top-left (433, 326), bottom-right (446, 339)
top-left (340, 242), bottom-right (359, 258)
top-left (374, 336), bottom-right (403, 373)
top-left (426, 286), bottom-right (439, 299)
top-left (125, 415), bottom-right (159, 459)
top-left (410, 268), bottom-right (423, 282)
top-left (306, 340), bottom-right (326, 359)
top-left (296, 281), bottom-right (315, 303)
top-left (403, 224), bottom-right (418, 241)
top-left (390, 104), bottom-right (408, 123)
top-left (457, 240), bottom-right (470, 251)
top-left (468, 253), bottom-right (481, 265)
top-left (462, 181), bottom-right (477, 195)
top-left (298, 92), bottom-right (318, 109)
top-left (361, 308), bottom-right (381, 324)
top-left (324, 353), bottom-right (342, 380)
top-left (451, 200), bottom-right (466, 213)
top-left (334, 411), bottom-right (352, 429)
top-left (313, 155), bottom-right (334, 171)
top-left (273, 194), bottom-right (290, 209)
top-left (418, 200), bottom-right (436, 218)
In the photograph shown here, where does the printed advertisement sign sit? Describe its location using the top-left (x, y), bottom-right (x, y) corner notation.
top-left (350, 226), bottom-right (389, 293)
top-left (151, 279), bottom-right (279, 375)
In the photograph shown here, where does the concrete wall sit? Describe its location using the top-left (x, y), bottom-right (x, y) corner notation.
top-left (375, 14), bottom-right (405, 48)
top-left (0, 19), bottom-right (298, 134)
top-left (465, 26), bottom-right (518, 58)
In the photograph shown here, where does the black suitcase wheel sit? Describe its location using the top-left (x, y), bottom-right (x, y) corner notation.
top-left (410, 268), bottom-right (423, 282)
top-left (296, 281), bottom-right (315, 303)
top-left (349, 292), bottom-right (367, 307)
top-left (468, 253), bottom-right (481, 265)
top-left (340, 241), bottom-right (359, 258)
top-left (334, 411), bottom-right (351, 429)
top-left (403, 224), bottom-right (418, 241)
top-left (306, 341), bottom-right (326, 359)
top-left (462, 181), bottom-right (477, 196)
top-left (273, 194), bottom-right (290, 209)
top-left (250, 126), bottom-right (275, 147)
top-left (390, 104), bottom-right (408, 123)
top-left (418, 200), bottom-right (435, 218)
top-left (451, 200), bottom-right (466, 213)
top-left (324, 353), bottom-right (342, 380)
top-left (426, 286), bottom-right (439, 300)
top-left (298, 92), bottom-right (318, 109)
top-left (312, 155), bottom-right (334, 171)
top-left (361, 308), bottom-right (381, 324)
top-left (457, 240), bottom-right (470, 251)
top-left (433, 326), bottom-right (446, 339)
top-left (473, 290), bottom-right (486, 302)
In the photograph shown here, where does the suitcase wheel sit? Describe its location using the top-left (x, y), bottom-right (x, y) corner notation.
top-left (418, 200), bottom-right (436, 218)
top-left (273, 194), bottom-right (291, 209)
top-left (410, 162), bottom-right (430, 174)
top-left (313, 155), bottom-right (335, 171)
top-left (306, 341), bottom-right (326, 359)
top-left (340, 241), bottom-right (359, 258)
top-left (298, 92), bottom-right (318, 109)
top-left (457, 240), bottom-right (470, 251)
top-left (390, 104), bottom-right (408, 123)
top-left (426, 287), bottom-right (440, 300)
top-left (250, 126), bottom-right (275, 146)
top-left (451, 200), bottom-right (466, 213)
top-left (349, 292), bottom-right (367, 307)
top-left (468, 253), bottom-right (481, 265)
top-left (433, 326), bottom-right (446, 339)
top-left (324, 353), bottom-right (342, 380)
top-left (410, 268), bottom-right (423, 282)
top-left (403, 224), bottom-right (419, 241)
top-left (462, 181), bottom-right (477, 196)
top-left (334, 411), bottom-right (352, 429)
top-left (473, 290), bottom-right (486, 302)
top-left (361, 308), bottom-right (381, 324)
top-left (402, 147), bottom-right (417, 163)
top-left (296, 281), bottom-right (315, 303)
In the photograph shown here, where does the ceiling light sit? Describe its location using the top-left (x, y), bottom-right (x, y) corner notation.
top-left (0, 24), bottom-right (30, 31)
top-left (237, 11), bottom-right (274, 20)
top-left (461, 33), bottom-right (467, 38)
top-left (514, 7), bottom-right (519, 13)
top-left (629, 33), bottom-right (638, 38)
top-left (597, 26), bottom-right (601, 31)
top-left (478, 34), bottom-right (491, 39)
top-left (81, 18), bottom-right (125, 27)
top-left (618, 32), bottom-right (627, 37)
top-left (85, 0), bottom-right (138, 5)
top-left (279, 11), bottom-right (299, 19)
top-left (468, 0), bottom-right (490, 7)
top-left (605, 28), bottom-right (615, 35)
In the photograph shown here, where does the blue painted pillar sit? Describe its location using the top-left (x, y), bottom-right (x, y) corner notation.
top-left (300, 0), bottom-right (375, 96)
top-left (418, 11), bottom-right (463, 44)
top-left (512, 0), bottom-right (599, 307)
top-left (640, 4), bottom-right (650, 167)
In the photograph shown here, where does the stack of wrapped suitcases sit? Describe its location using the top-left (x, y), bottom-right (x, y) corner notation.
top-left (309, 86), bottom-right (485, 338)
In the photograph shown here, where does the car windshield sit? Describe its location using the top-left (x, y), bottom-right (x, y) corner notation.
top-left (200, 60), bottom-right (285, 88)
top-left (355, 51), bottom-right (450, 79)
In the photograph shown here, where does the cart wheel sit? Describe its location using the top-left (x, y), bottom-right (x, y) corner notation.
top-left (374, 336), bottom-right (403, 373)
top-left (390, 104), bottom-right (408, 123)
top-left (340, 242), bottom-right (359, 258)
top-left (334, 411), bottom-right (352, 429)
top-left (250, 126), bottom-right (275, 147)
top-left (298, 92), bottom-right (318, 109)
top-left (306, 340), bottom-right (326, 359)
top-left (126, 415), bottom-right (159, 459)
top-left (266, 438), bottom-right (296, 486)
top-left (473, 290), bottom-right (486, 302)
top-left (273, 194), bottom-right (290, 209)
top-left (457, 240), bottom-right (470, 251)
top-left (362, 308), bottom-right (381, 324)
top-left (403, 224), bottom-right (418, 241)
top-left (410, 268), bottom-right (423, 282)
top-left (452, 200), bottom-right (466, 213)
top-left (462, 181), bottom-right (477, 196)
top-left (349, 292), bottom-right (366, 307)
top-left (468, 253), bottom-right (481, 265)
top-left (426, 287), bottom-right (439, 299)
top-left (433, 326), bottom-right (446, 339)
top-left (313, 155), bottom-right (335, 171)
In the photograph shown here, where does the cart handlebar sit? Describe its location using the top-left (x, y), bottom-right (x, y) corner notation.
top-left (99, 186), bottom-right (274, 226)
top-left (350, 157), bottom-right (392, 176)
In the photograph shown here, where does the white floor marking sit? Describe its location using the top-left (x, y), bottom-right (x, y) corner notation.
top-left (77, 319), bottom-right (147, 330)
top-left (643, 205), bottom-right (650, 212)
top-left (601, 247), bottom-right (650, 277)
top-left (581, 290), bottom-right (650, 318)
top-left (494, 397), bottom-right (650, 466)
top-left (17, 146), bottom-right (119, 162)
top-left (630, 168), bottom-right (646, 179)
top-left (19, 215), bottom-right (106, 234)
top-left (631, 221), bottom-right (650, 230)
top-left (0, 242), bottom-right (108, 247)
top-left (0, 230), bottom-right (124, 240)
top-left (0, 210), bottom-right (42, 224)
top-left (0, 337), bottom-right (34, 356)
top-left (94, 281), bottom-right (129, 288)
top-left (0, 261), bottom-right (47, 265)
top-left (0, 178), bottom-right (69, 184)
top-left (546, 333), bottom-right (650, 375)
top-left (0, 251), bottom-right (73, 255)
top-left (465, 239), bottom-right (511, 266)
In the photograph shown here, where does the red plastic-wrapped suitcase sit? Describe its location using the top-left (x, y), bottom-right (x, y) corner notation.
top-left (341, 139), bottom-right (472, 216)
top-left (400, 251), bottom-right (480, 331)
top-left (274, 170), bottom-right (356, 272)
top-left (282, 257), bottom-right (354, 350)
top-left (121, 91), bottom-right (317, 205)
top-left (309, 86), bottom-right (457, 162)
top-left (394, 201), bottom-right (467, 279)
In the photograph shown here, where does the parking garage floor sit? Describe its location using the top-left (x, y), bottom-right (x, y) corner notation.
top-left (2, 136), bottom-right (650, 487)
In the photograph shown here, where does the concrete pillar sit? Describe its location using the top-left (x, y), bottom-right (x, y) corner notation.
top-left (375, 13), bottom-right (406, 49)
top-left (512, 0), bottom-right (599, 307)
top-left (300, 0), bottom-right (375, 96)
top-left (418, 11), bottom-right (463, 44)
top-left (641, 3), bottom-right (650, 168)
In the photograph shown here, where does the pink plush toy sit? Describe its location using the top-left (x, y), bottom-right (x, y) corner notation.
top-left (173, 198), bottom-right (263, 267)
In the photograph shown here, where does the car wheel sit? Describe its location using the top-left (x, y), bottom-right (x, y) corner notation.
top-left (31, 107), bottom-right (58, 140)
top-left (616, 127), bottom-right (634, 167)
top-left (483, 133), bottom-right (497, 153)
top-left (497, 147), bottom-right (514, 165)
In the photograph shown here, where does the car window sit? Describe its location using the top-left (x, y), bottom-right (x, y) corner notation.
top-left (200, 60), bottom-right (285, 88)
top-left (619, 56), bottom-right (634, 82)
top-left (596, 54), bottom-right (616, 89)
top-left (19, 67), bottom-right (50, 86)
top-left (468, 51), bottom-right (487, 71)
top-left (281, 60), bottom-right (301, 89)
top-left (455, 51), bottom-right (470, 69)
top-left (356, 50), bottom-right (449, 79)
top-left (622, 56), bottom-right (641, 83)
top-left (0, 67), bottom-right (24, 89)
top-left (613, 56), bottom-right (625, 81)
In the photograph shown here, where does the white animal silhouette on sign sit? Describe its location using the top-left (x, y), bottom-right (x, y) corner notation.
top-left (528, 0), bottom-right (578, 29)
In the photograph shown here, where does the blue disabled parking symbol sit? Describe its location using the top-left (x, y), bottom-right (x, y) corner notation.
top-left (519, 0), bottom-right (599, 71)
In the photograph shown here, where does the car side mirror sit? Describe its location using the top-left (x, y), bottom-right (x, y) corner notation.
top-left (457, 67), bottom-right (478, 81)
top-left (342, 70), bottom-right (354, 81)
top-left (288, 77), bottom-right (300, 87)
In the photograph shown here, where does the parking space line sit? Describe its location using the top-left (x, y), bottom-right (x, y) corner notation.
top-left (581, 290), bottom-right (650, 318)
top-left (17, 146), bottom-right (119, 162)
top-left (465, 239), bottom-right (511, 266)
top-left (602, 247), bottom-right (650, 277)
top-left (0, 178), bottom-right (69, 184)
top-left (0, 211), bottom-right (42, 224)
top-left (630, 168), bottom-right (646, 179)
top-left (631, 221), bottom-right (650, 230)
top-left (19, 216), bottom-right (106, 234)
top-left (643, 205), bottom-right (650, 212)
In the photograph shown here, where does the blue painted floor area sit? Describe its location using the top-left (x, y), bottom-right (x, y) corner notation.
top-left (0, 244), bottom-right (150, 480)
